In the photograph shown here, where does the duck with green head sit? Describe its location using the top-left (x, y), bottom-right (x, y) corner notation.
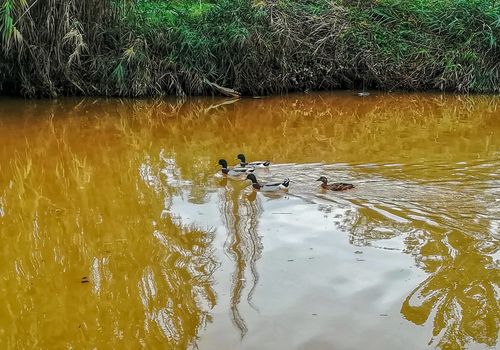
top-left (246, 173), bottom-right (289, 192)
top-left (219, 159), bottom-right (254, 177)
top-left (237, 154), bottom-right (271, 168)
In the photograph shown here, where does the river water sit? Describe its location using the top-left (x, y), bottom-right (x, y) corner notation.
top-left (0, 92), bottom-right (498, 349)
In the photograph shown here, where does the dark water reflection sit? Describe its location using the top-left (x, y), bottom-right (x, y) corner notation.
top-left (218, 182), bottom-right (263, 338)
top-left (0, 92), bottom-right (498, 349)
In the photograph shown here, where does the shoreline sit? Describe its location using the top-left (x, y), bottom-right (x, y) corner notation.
top-left (2, 1), bottom-right (500, 98)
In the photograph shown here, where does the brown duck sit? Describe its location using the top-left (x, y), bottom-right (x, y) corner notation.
top-left (317, 176), bottom-right (354, 191)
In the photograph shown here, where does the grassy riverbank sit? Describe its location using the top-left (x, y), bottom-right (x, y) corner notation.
top-left (1, 0), bottom-right (500, 97)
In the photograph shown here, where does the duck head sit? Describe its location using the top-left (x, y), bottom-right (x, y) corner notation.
top-left (316, 176), bottom-right (328, 184)
top-left (218, 159), bottom-right (228, 168)
top-left (237, 154), bottom-right (246, 163)
top-left (246, 173), bottom-right (258, 184)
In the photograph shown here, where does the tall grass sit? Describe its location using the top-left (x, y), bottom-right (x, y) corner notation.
top-left (0, 0), bottom-right (129, 95)
top-left (1, 0), bottom-right (500, 97)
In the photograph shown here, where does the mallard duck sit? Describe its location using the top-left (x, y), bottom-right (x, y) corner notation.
top-left (219, 159), bottom-right (254, 176)
top-left (246, 173), bottom-right (289, 192)
top-left (237, 154), bottom-right (270, 168)
top-left (317, 176), bottom-right (354, 191)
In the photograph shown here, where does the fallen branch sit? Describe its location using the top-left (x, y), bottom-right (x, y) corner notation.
top-left (204, 79), bottom-right (241, 98)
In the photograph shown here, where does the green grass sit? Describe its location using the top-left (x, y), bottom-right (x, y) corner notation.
top-left (134, 0), bottom-right (215, 28)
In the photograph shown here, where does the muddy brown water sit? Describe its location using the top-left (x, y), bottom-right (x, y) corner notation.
top-left (0, 92), bottom-right (498, 349)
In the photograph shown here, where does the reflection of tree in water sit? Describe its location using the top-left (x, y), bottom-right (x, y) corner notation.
top-left (218, 184), bottom-right (263, 338)
top-left (324, 189), bottom-right (499, 348)
top-left (402, 229), bottom-right (499, 349)
top-left (140, 218), bottom-right (218, 349)
top-left (140, 155), bottom-right (219, 348)
top-left (0, 112), bottom-right (219, 349)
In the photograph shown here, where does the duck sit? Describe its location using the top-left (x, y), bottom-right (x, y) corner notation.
top-left (219, 159), bottom-right (255, 176)
top-left (246, 173), bottom-right (289, 192)
top-left (237, 154), bottom-right (271, 168)
top-left (317, 176), bottom-right (354, 191)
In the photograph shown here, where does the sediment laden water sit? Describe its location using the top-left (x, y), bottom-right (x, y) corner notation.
top-left (0, 93), bottom-right (498, 349)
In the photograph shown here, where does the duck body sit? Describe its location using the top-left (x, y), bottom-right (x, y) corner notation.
top-left (219, 159), bottom-right (254, 177)
top-left (237, 154), bottom-right (270, 168)
top-left (317, 176), bottom-right (354, 191)
top-left (246, 174), bottom-right (289, 192)
top-left (223, 167), bottom-right (255, 177)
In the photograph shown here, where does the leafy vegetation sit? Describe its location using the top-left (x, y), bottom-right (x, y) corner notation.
top-left (1, 0), bottom-right (500, 97)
